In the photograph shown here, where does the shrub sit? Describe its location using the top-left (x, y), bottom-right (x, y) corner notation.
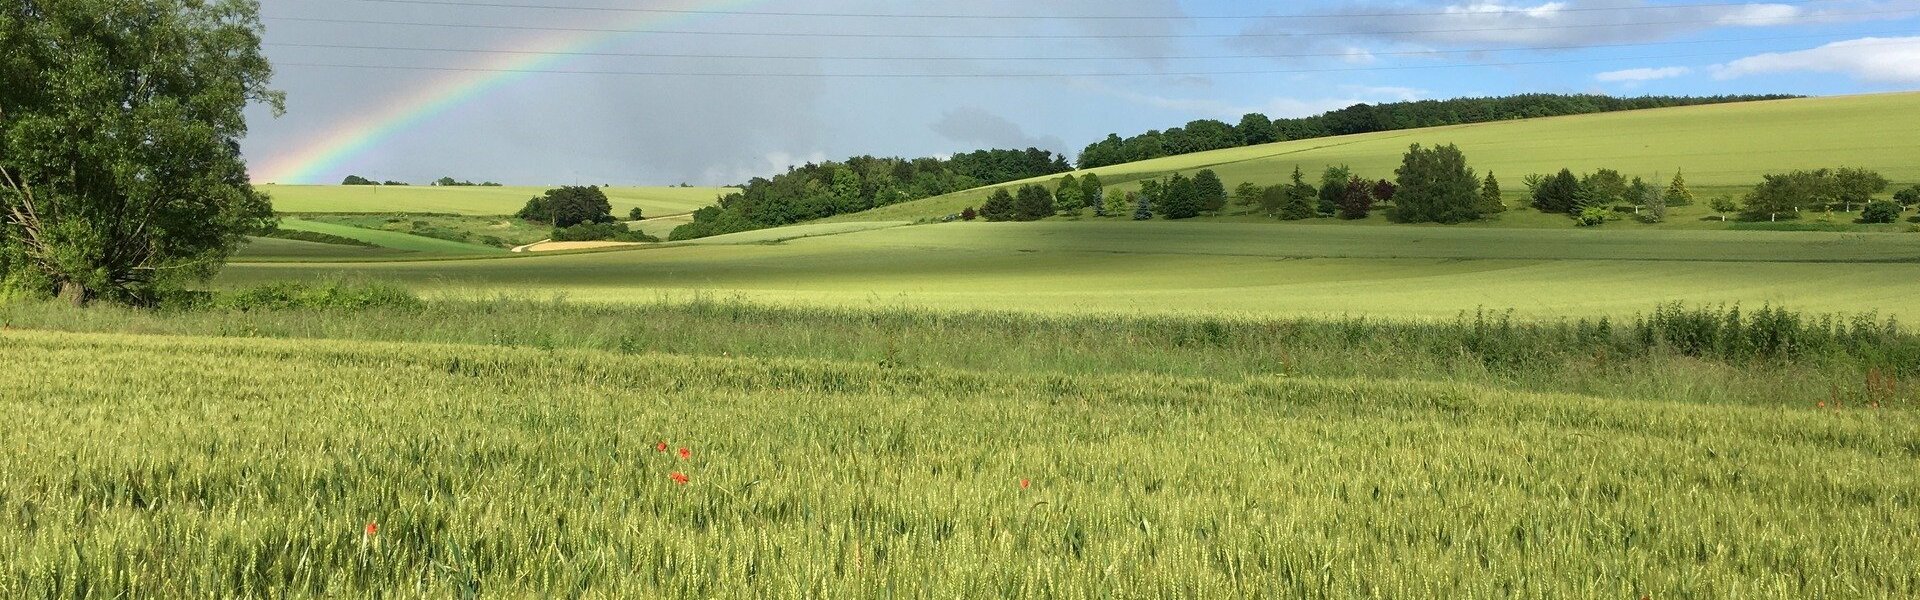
top-left (628, 208), bottom-right (645, 221)
top-left (1894, 185), bottom-right (1920, 207)
top-left (1574, 205), bottom-right (1609, 227)
top-left (551, 222), bottom-right (658, 243)
top-left (1709, 196), bottom-right (1739, 212)
top-left (1859, 200), bottom-right (1902, 224)
top-left (212, 280), bottom-right (424, 312)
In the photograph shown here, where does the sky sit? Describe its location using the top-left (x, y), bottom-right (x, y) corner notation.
top-left (243, 0), bottom-right (1920, 186)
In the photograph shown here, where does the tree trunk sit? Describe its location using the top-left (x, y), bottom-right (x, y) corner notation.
top-left (59, 281), bottom-right (89, 307)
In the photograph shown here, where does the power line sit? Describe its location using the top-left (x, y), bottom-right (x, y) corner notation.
top-left (270, 38), bottom-right (1920, 78)
top-left (263, 30), bottom-right (1917, 61)
top-left (263, 9), bottom-right (1920, 40)
top-left (321, 0), bottom-right (1852, 21)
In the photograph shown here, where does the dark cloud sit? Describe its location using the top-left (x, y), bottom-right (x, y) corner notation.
top-left (929, 107), bottom-right (1066, 152)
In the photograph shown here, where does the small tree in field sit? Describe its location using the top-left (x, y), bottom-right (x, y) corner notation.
top-left (1317, 165), bottom-right (1351, 216)
top-left (1337, 176), bottom-right (1374, 219)
top-left (1014, 184), bottom-right (1054, 221)
top-left (1131, 192), bottom-right (1152, 220)
top-left (961, 206), bottom-right (978, 220)
top-left (1281, 167), bottom-right (1317, 220)
top-left (1389, 143), bottom-right (1481, 224)
top-left (1054, 174), bottom-right (1083, 213)
top-left (1079, 174), bottom-right (1104, 213)
top-left (342, 175), bottom-right (377, 186)
top-left (1478, 172), bottom-right (1505, 214)
top-left (629, 207), bottom-right (646, 221)
top-left (1664, 170), bottom-right (1694, 206)
top-left (980, 189), bottom-right (1017, 221)
top-left (1372, 180), bottom-right (1397, 204)
top-left (1103, 189), bottom-right (1128, 217)
top-left (1234, 182), bottom-right (1264, 214)
top-left (1193, 170), bottom-right (1228, 215)
top-left (1859, 200), bottom-right (1901, 224)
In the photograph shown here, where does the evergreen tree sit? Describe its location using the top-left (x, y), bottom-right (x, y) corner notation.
top-left (1532, 169), bottom-right (1583, 214)
top-left (1158, 173), bottom-right (1202, 219)
top-left (980, 188), bottom-right (1017, 221)
top-left (1193, 170), bottom-right (1228, 214)
top-left (1014, 184), bottom-right (1055, 221)
top-left (1282, 167), bottom-right (1318, 220)
top-left (1581, 169), bottom-right (1628, 207)
top-left (1479, 171), bottom-right (1506, 214)
top-left (1054, 174), bottom-right (1083, 213)
top-left (1131, 191), bottom-right (1153, 220)
top-left (1388, 143), bottom-right (1482, 224)
top-left (1317, 165), bottom-right (1351, 216)
top-left (1664, 170), bottom-right (1694, 206)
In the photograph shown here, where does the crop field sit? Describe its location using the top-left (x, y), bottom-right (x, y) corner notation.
top-left (836, 92), bottom-right (1920, 223)
top-left (222, 221), bottom-right (1920, 319)
top-left (2, 299), bottom-right (1917, 597)
top-left (262, 184), bottom-right (731, 217)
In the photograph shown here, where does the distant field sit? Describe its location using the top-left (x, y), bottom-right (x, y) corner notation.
top-left (834, 92), bottom-right (1920, 223)
top-left (263, 184), bottom-right (731, 216)
top-left (223, 221), bottom-right (1920, 319)
top-left (276, 218), bottom-right (505, 255)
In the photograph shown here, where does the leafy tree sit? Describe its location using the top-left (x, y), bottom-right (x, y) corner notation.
top-left (1893, 185), bottom-right (1920, 207)
top-left (1859, 200), bottom-right (1902, 224)
top-left (1131, 191), bottom-right (1152, 220)
top-left (1389, 144), bottom-right (1482, 224)
top-left (1337, 176), bottom-right (1375, 219)
top-left (1574, 205), bottom-right (1609, 227)
top-left (628, 207), bottom-right (646, 221)
top-left (1317, 165), bottom-right (1351, 216)
top-left (1372, 180), bottom-right (1397, 204)
top-left (1281, 167), bottom-right (1318, 220)
top-left (1014, 184), bottom-right (1054, 221)
top-left (1664, 170), bottom-right (1693, 206)
top-left (381, 180), bottom-right (409, 186)
top-left (1156, 173), bottom-right (1202, 219)
top-left (1833, 167), bottom-right (1888, 212)
top-left (1, 0), bottom-right (283, 304)
top-left (526, 186), bottom-right (615, 227)
top-left (1236, 113), bottom-right (1278, 145)
top-left (1102, 189), bottom-right (1129, 218)
top-left (1079, 174), bottom-right (1103, 214)
top-left (1478, 172), bottom-right (1505, 214)
top-left (1053, 174), bottom-right (1083, 213)
top-left (1582, 169), bottom-right (1628, 207)
top-left (1742, 170), bottom-right (1836, 221)
top-left (1531, 169), bottom-right (1583, 214)
top-left (980, 189), bottom-right (1017, 222)
top-left (1234, 182), bottom-right (1264, 213)
top-left (1258, 184), bottom-right (1287, 217)
top-left (1192, 170), bottom-right (1228, 214)
top-left (342, 175), bottom-right (377, 186)
top-left (960, 206), bottom-right (977, 220)
top-left (1709, 195), bottom-right (1739, 213)
top-left (1641, 178), bottom-right (1667, 223)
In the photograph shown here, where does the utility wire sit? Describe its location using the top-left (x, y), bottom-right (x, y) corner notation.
top-left (264, 9), bottom-right (1920, 40)
top-left (264, 30), bottom-right (1918, 61)
top-left (271, 37), bottom-right (1920, 77)
top-left (319, 0), bottom-right (1853, 21)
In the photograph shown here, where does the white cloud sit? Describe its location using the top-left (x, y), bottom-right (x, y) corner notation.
top-left (1713, 37), bottom-right (1920, 83)
top-left (1595, 66), bottom-right (1691, 82)
top-left (1717, 3), bottom-right (1803, 26)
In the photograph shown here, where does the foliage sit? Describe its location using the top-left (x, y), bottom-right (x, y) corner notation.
top-left (1102, 189), bottom-right (1129, 218)
top-left (1581, 169), bottom-right (1628, 207)
top-left (208, 280), bottom-right (423, 311)
top-left (0, 0), bottom-right (283, 304)
top-left (518, 186), bottom-right (615, 228)
top-left (260, 229), bottom-right (378, 248)
top-left (629, 207), bottom-right (646, 221)
top-left (1148, 173), bottom-right (1202, 220)
top-left (1894, 184), bottom-right (1920, 207)
top-left (1371, 180), bottom-right (1397, 204)
top-left (1574, 205), bottom-right (1610, 227)
top-left (1013, 184), bottom-right (1055, 221)
top-left (1709, 195), bottom-right (1740, 213)
top-left (1859, 200), bottom-right (1902, 224)
top-left (551, 221), bottom-right (658, 243)
top-left (1388, 144), bottom-right (1481, 224)
top-left (1280, 167), bottom-right (1318, 221)
top-left (1664, 170), bottom-right (1694, 206)
top-left (1742, 170), bottom-right (1839, 221)
top-left (1233, 182), bottom-right (1264, 213)
top-left (1832, 167), bottom-right (1889, 211)
top-left (1641, 178), bottom-right (1667, 224)
top-left (979, 189), bottom-right (1017, 222)
top-left (1075, 94), bottom-right (1798, 168)
top-left (1191, 170), bottom-right (1228, 214)
top-left (1315, 165), bottom-right (1350, 216)
top-left (960, 206), bottom-right (977, 221)
top-left (1078, 174), bottom-right (1104, 214)
top-left (341, 175), bottom-right (377, 186)
top-left (1130, 191), bottom-right (1152, 220)
top-left (432, 177), bottom-right (501, 187)
top-left (1053, 174), bottom-right (1082, 213)
top-left (1478, 172), bottom-right (1505, 214)
top-left (1531, 169), bottom-right (1584, 214)
top-left (1336, 176), bottom-right (1375, 220)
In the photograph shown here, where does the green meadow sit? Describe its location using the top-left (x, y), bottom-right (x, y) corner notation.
top-left (835, 92), bottom-right (1920, 222)
top-left (262, 184), bottom-right (731, 217)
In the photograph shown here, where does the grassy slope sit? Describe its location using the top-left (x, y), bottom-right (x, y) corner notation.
top-left (276, 218), bottom-right (505, 255)
top-left (263, 184), bottom-right (732, 216)
top-left (219, 221), bottom-right (1920, 318)
top-left (3, 328), bottom-right (1913, 596)
top-left (831, 92), bottom-right (1920, 223)
top-left (233, 237), bottom-right (414, 261)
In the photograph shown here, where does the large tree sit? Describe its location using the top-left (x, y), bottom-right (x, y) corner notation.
top-left (1192, 169), bottom-right (1227, 215)
top-left (1388, 143), bottom-right (1481, 224)
top-left (1, 0), bottom-right (283, 304)
top-left (1013, 184), bottom-right (1054, 221)
top-left (1317, 165), bottom-right (1352, 216)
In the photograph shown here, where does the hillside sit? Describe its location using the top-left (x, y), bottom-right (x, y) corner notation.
top-left (261, 184), bottom-right (732, 217)
top-left (831, 93), bottom-right (1920, 223)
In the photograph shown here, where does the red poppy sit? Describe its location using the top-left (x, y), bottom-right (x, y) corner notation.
top-left (1817, 401), bottom-right (1827, 408)
top-left (1019, 478), bottom-right (1031, 489)
top-left (364, 522), bottom-right (378, 536)
top-left (670, 472), bottom-right (689, 485)
top-left (678, 447), bottom-right (691, 460)
top-left (656, 441), bottom-right (668, 452)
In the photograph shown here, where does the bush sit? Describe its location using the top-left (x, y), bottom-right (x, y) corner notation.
top-left (1895, 185), bottom-right (1920, 207)
top-left (551, 222), bottom-right (659, 243)
top-left (1709, 196), bottom-right (1739, 212)
top-left (628, 207), bottom-right (645, 221)
top-left (1859, 200), bottom-right (1902, 224)
top-left (1574, 205), bottom-right (1609, 227)
top-left (211, 280), bottom-right (423, 312)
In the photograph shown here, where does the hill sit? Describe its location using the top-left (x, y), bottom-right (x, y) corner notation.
top-left (832, 93), bottom-right (1920, 223)
top-left (261, 184), bottom-right (732, 217)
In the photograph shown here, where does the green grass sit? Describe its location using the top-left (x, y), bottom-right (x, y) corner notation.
top-left (833, 92), bottom-right (1920, 224)
top-left (219, 221), bottom-right (1920, 319)
top-left (262, 185), bottom-right (732, 217)
top-left (2, 301), bottom-right (1915, 596)
top-left (294, 214), bottom-right (554, 249)
top-left (231, 237), bottom-right (414, 261)
top-left (274, 218), bottom-right (506, 255)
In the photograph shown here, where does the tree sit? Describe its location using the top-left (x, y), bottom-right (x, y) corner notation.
top-left (1234, 182), bottom-right (1264, 213)
top-left (342, 175), bottom-right (377, 186)
top-left (523, 186), bottom-right (615, 227)
top-left (1156, 173), bottom-right (1202, 219)
top-left (980, 188), bottom-right (1017, 221)
top-left (1079, 174), bottom-right (1104, 214)
top-left (1014, 184), bottom-right (1054, 221)
top-left (1641, 177), bottom-right (1667, 223)
top-left (1192, 170), bottom-right (1228, 214)
top-left (1860, 200), bottom-right (1902, 224)
top-left (1833, 167), bottom-right (1888, 212)
top-left (1054, 174), bottom-right (1083, 213)
top-left (628, 207), bottom-right (646, 221)
top-left (1531, 169), bottom-right (1583, 214)
top-left (1103, 189), bottom-right (1129, 218)
top-left (382, 180), bottom-right (409, 186)
top-left (1664, 170), bottom-right (1693, 206)
top-left (1372, 180), bottom-right (1397, 204)
top-left (1626, 177), bottom-right (1653, 213)
top-left (1478, 172), bottom-right (1506, 214)
top-left (1317, 165), bottom-right (1351, 216)
top-left (1258, 184), bottom-right (1287, 217)
top-left (1742, 170), bottom-right (1836, 221)
top-left (1, 0), bottom-right (283, 304)
top-left (1282, 167), bottom-right (1318, 220)
top-left (1337, 176), bottom-right (1375, 219)
top-left (1581, 169), bottom-right (1628, 207)
top-left (1236, 113), bottom-right (1279, 145)
top-left (1389, 143), bottom-right (1481, 224)
top-left (1131, 191), bottom-right (1152, 220)
top-left (1894, 185), bottom-right (1920, 207)
top-left (960, 206), bottom-right (977, 220)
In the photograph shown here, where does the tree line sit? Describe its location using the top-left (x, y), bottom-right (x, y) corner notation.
top-left (1076, 94), bottom-right (1799, 169)
top-left (669, 148), bottom-right (1071, 240)
top-left (340, 175), bottom-right (503, 187)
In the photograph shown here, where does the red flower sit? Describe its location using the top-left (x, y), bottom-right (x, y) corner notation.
top-left (364, 522), bottom-right (378, 536)
top-left (670, 472), bottom-right (689, 485)
top-left (656, 441), bottom-right (668, 452)
top-left (1817, 401), bottom-right (1827, 408)
top-left (1019, 478), bottom-right (1031, 489)
top-left (678, 447), bottom-right (691, 460)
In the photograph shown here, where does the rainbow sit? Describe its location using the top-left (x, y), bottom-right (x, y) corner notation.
top-left (252, 0), bottom-right (761, 184)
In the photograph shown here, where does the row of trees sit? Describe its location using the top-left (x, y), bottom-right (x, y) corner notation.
top-left (342, 175), bottom-right (409, 186)
top-left (1739, 168), bottom-right (1894, 222)
top-left (1076, 94), bottom-right (1798, 169)
top-left (671, 148), bottom-right (1073, 240)
top-left (340, 175), bottom-right (502, 187)
top-left (1527, 169), bottom-right (1693, 225)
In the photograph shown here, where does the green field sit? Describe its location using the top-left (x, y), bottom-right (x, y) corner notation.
top-left (262, 184), bottom-right (732, 217)
top-left (275, 218), bottom-right (506, 255)
top-left (833, 92), bottom-right (1920, 223)
top-left (220, 221), bottom-right (1920, 319)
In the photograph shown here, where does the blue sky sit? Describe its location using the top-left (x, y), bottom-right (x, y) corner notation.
top-left (245, 0), bottom-right (1920, 185)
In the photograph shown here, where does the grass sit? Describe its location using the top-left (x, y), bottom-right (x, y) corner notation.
top-left (294, 214), bottom-right (553, 249)
top-left (1, 299), bottom-right (1916, 596)
top-left (275, 218), bottom-right (506, 255)
top-left (262, 184), bottom-right (732, 217)
top-left (232, 237), bottom-right (414, 261)
top-left (831, 92), bottom-right (1920, 224)
top-left (218, 221), bottom-right (1920, 319)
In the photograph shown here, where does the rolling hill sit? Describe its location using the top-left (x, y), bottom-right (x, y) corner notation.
top-left (261, 184), bottom-right (732, 217)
